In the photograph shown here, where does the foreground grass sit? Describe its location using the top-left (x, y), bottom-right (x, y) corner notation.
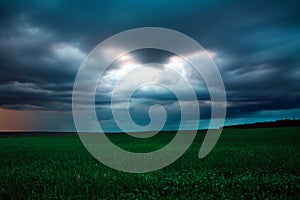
top-left (0, 127), bottom-right (299, 199)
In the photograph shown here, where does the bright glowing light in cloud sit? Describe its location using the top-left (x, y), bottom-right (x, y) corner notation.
top-left (97, 50), bottom-right (216, 98)
top-left (164, 56), bottom-right (188, 79)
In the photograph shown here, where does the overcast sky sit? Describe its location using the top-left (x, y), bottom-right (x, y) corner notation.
top-left (0, 0), bottom-right (299, 131)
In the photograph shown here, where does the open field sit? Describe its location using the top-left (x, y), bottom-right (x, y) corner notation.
top-left (1, 127), bottom-right (299, 199)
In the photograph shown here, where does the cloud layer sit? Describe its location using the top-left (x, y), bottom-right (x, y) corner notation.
top-left (0, 0), bottom-right (299, 131)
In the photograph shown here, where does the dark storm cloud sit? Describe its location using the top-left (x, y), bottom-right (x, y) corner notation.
top-left (0, 0), bottom-right (300, 130)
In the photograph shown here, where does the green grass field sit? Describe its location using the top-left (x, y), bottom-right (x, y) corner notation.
top-left (1, 127), bottom-right (299, 199)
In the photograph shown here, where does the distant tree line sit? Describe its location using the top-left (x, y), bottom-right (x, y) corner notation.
top-left (225, 119), bottom-right (300, 129)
